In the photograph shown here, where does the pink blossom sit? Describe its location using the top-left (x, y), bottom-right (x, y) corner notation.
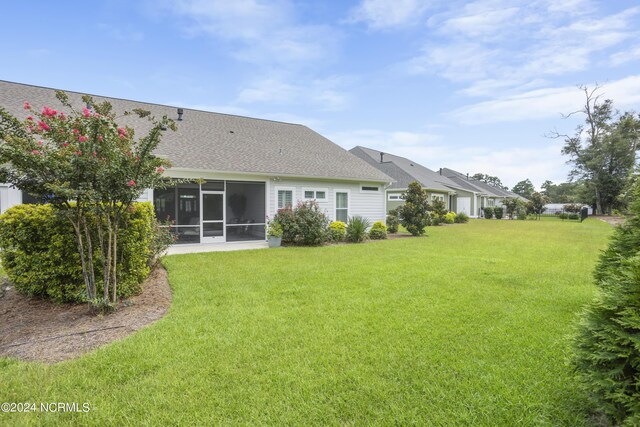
top-left (98, 135), bottom-right (103, 142)
top-left (118, 134), bottom-right (125, 139)
top-left (23, 102), bottom-right (31, 110)
top-left (156, 166), bottom-right (165, 173)
top-left (74, 151), bottom-right (82, 156)
top-left (31, 150), bottom-right (40, 155)
top-left (26, 116), bottom-right (33, 121)
top-left (79, 135), bottom-right (88, 142)
top-left (41, 106), bottom-right (57, 117)
top-left (63, 142), bottom-right (69, 148)
top-left (127, 179), bottom-right (136, 187)
top-left (82, 107), bottom-right (91, 118)
top-left (37, 121), bottom-right (50, 131)
top-left (72, 129), bottom-right (80, 135)
top-left (117, 127), bottom-right (127, 135)
top-left (93, 151), bottom-right (97, 157)
top-left (94, 113), bottom-right (100, 118)
top-left (58, 112), bottom-right (66, 120)
top-left (38, 141), bottom-right (43, 146)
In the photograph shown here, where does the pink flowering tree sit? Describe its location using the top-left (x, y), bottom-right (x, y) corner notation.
top-left (0, 92), bottom-right (175, 309)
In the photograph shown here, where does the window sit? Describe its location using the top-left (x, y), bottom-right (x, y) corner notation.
top-left (388, 194), bottom-right (405, 201)
top-left (303, 189), bottom-right (327, 201)
top-left (361, 185), bottom-right (380, 193)
top-left (488, 199), bottom-right (495, 207)
top-left (431, 194), bottom-right (445, 202)
top-left (336, 191), bottom-right (349, 222)
top-left (277, 188), bottom-right (294, 209)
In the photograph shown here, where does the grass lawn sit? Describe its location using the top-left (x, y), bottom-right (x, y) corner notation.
top-left (0, 218), bottom-right (612, 425)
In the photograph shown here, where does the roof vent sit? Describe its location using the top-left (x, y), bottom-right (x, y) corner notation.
top-left (439, 168), bottom-right (442, 175)
top-left (177, 108), bottom-right (184, 121)
top-left (229, 130), bottom-right (234, 134)
top-left (380, 152), bottom-right (385, 163)
top-left (466, 173), bottom-right (469, 180)
top-left (410, 163), bottom-right (414, 167)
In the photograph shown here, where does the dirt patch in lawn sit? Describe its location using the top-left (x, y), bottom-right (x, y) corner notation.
top-left (0, 265), bottom-right (171, 364)
top-left (594, 215), bottom-right (626, 227)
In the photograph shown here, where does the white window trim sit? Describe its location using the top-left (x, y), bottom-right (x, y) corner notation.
top-left (275, 186), bottom-right (296, 210)
top-left (302, 188), bottom-right (328, 202)
top-left (431, 194), bottom-right (445, 202)
top-left (334, 189), bottom-right (350, 222)
top-left (387, 193), bottom-right (405, 201)
top-left (360, 184), bottom-right (381, 194)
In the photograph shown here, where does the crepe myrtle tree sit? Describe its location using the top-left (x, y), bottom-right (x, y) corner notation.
top-left (0, 92), bottom-right (176, 309)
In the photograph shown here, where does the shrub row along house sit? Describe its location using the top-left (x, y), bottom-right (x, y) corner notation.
top-left (0, 81), bottom-right (524, 246)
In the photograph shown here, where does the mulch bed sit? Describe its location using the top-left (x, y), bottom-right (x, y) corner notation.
top-left (0, 265), bottom-right (171, 364)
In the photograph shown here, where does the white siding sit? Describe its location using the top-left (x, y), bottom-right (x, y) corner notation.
top-left (0, 185), bottom-right (24, 214)
top-left (268, 178), bottom-right (386, 224)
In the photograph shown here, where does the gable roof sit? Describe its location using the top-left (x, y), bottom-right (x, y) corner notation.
top-left (349, 146), bottom-right (464, 193)
top-left (0, 80), bottom-right (391, 183)
top-left (440, 168), bottom-right (528, 201)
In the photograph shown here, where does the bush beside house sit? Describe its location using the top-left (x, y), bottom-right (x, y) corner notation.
top-left (0, 203), bottom-right (157, 303)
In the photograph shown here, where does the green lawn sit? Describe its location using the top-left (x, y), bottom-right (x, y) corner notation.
top-left (0, 218), bottom-right (612, 425)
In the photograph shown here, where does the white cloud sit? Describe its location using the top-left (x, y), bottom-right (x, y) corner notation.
top-left (405, 3), bottom-right (640, 98)
top-left (610, 46), bottom-right (640, 66)
top-left (237, 75), bottom-right (353, 111)
top-left (348, 0), bottom-right (434, 29)
top-left (156, 0), bottom-right (339, 66)
top-left (329, 128), bottom-right (568, 187)
top-left (451, 75), bottom-right (640, 124)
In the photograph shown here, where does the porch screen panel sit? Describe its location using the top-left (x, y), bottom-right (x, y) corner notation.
top-left (226, 181), bottom-right (266, 242)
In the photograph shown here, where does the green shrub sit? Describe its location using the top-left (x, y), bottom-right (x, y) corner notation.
top-left (0, 203), bottom-right (156, 303)
top-left (396, 181), bottom-right (431, 236)
top-left (568, 213), bottom-right (580, 220)
top-left (455, 212), bottom-right (470, 223)
top-left (346, 216), bottom-right (371, 243)
top-left (273, 208), bottom-right (298, 243)
top-left (430, 214), bottom-right (441, 226)
top-left (266, 220), bottom-right (283, 238)
top-left (572, 184), bottom-right (640, 424)
top-left (558, 213), bottom-right (568, 220)
top-left (272, 202), bottom-right (328, 246)
top-left (443, 212), bottom-right (456, 224)
top-left (291, 201), bottom-right (329, 246)
top-left (483, 207), bottom-right (494, 219)
top-left (517, 208), bottom-right (527, 220)
top-left (327, 221), bottom-right (346, 242)
top-left (494, 206), bottom-right (504, 219)
top-left (386, 209), bottom-right (399, 234)
top-left (369, 221), bottom-right (387, 240)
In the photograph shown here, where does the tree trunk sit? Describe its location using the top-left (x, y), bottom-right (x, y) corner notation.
top-left (595, 187), bottom-right (603, 215)
top-left (69, 218), bottom-right (93, 301)
top-left (111, 221), bottom-right (118, 304)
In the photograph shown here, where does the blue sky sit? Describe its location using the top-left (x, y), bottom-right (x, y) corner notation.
top-left (2, 0), bottom-right (639, 188)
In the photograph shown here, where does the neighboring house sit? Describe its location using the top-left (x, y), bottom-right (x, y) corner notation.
top-left (0, 80), bottom-right (392, 245)
top-left (349, 146), bottom-right (479, 216)
top-left (440, 168), bottom-right (528, 217)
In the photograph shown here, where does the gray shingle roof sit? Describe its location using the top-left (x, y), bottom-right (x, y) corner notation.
top-left (441, 168), bottom-right (528, 201)
top-left (350, 146), bottom-right (464, 193)
top-left (0, 80), bottom-right (391, 182)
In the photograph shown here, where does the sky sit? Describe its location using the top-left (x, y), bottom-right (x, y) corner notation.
top-left (1, 0), bottom-right (639, 189)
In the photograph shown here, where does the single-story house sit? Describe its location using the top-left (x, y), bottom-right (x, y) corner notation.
top-left (349, 146), bottom-right (479, 216)
top-left (440, 168), bottom-right (528, 217)
top-left (0, 80), bottom-right (392, 245)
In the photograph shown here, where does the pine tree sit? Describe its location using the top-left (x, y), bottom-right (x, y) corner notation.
top-left (573, 182), bottom-right (640, 425)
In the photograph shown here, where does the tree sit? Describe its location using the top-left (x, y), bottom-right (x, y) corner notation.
top-left (572, 181), bottom-right (640, 424)
top-left (526, 192), bottom-right (549, 220)
top-left (541, 180), bottom-right (585, 203)
top-left (512, 179), bottom-right (535, 199)
top-left (396, 181), bottom-right (431, 236)
top-left (0, 92), bottom-right (175, 309)
top-left (471, 173), bottom-right (509, 190)
top-left (555, 85), bottom-right (640, 214)
top-left (502, 197), bottom-right (524, 219)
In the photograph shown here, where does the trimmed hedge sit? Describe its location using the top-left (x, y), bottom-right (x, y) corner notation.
top-left (0, 203), bottom-right (156, 303)
top-left (328, 221), bottom-right (346, 242)
top-left (369, 221), bottom-right (387, 240)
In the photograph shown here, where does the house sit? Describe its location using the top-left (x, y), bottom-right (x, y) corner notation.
top-left (349, 146), bottom-right (479, 216)
top-left (0, 80), bottom-right (392, 245)
top-left (440, 168), bottom-right (528, 216)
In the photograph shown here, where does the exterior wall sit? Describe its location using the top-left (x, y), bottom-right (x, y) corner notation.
top-left (385, 188), bottom-right (451, 214)
top-left (0, 184), bottom-right (25, 214)
top-left (449, 189), bottom-right (476, 217)
top-left (270, 177), bottom-right (386, 224)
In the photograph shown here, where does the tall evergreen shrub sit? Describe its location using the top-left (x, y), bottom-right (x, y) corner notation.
top-left (573, 183), bottom-right (640, 425)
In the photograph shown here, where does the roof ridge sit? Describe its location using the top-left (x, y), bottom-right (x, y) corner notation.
top-left (0, 79), bottom-right (305, 127)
